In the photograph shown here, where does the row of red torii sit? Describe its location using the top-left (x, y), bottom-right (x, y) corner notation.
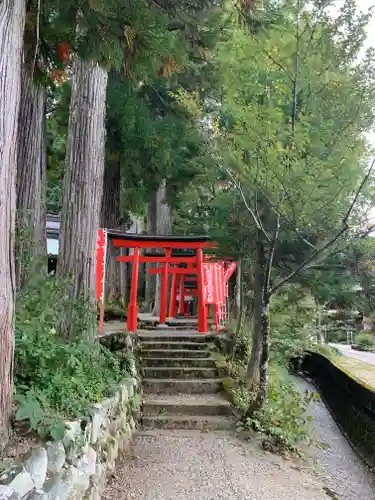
top-left (96, 230), bottom-right (238, 333)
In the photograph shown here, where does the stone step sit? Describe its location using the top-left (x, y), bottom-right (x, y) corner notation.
top-left (142, 366), bottom-right (218, 379)
top-left (138, 333), bottom-right (215, 343)
top-left (143, 395), bottom-right (232, 417)
top-left (143, 378), bottom-right (224, 394)
top-left (139, 341), bottom-right (211, 351)
top-left (141, 414), bottom-right (233, 431)
top-left (139, 349), bottom-right (212, 359)
top-left (141, 357), bottom-right (215, 368)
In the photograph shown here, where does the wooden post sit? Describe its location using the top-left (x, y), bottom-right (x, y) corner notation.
top-left (169, 272), bottom-right (178, 319)
top-left (98, 302), bottom-right (105, 334)
top-left (159, 249), bottom-right (171, 324)
top-left (197, 248), bottom-right (208, 333)
top-left (127, 247), bottom-right (139, 332)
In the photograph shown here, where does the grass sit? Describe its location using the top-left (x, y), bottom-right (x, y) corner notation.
top-left (330, 355), bottom-right (375, 392)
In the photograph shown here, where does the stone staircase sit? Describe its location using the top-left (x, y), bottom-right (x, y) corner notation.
top-left (137, 330), bottom-right (233, 431)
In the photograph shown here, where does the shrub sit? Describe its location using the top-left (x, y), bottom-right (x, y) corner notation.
top-left (229, 365), bottom-right (316, 454)
top-left (14, 274), bottom-right (130, 439)
top-left (313, 344), bottom-right (341, 358)
top-left (355, 332), bottom-right (375, 347)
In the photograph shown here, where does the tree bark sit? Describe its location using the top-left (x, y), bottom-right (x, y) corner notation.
top-left (235, 259), bottom-right (242, 319)
top-left (0, 0), bottom-right (26, 453)
top-left (231, 258), bottom-right (244, 362)
top-left (57, 57), bottom-right (108, 341)
top-left (144, 191), bottom-right (157, 312)
top-left (100, 160), bottom-right (127, 306)
top-left (315, 298), bottom-right (323, 344)
top-left (235, 260), bottom-right (244, 334)
top-left (152, 179), bottom-right (173, 318)
top-left (246, 237), bottom-right (266, 389)
top-left (252, 296), bottom-right (270, 411)
top-left (16, 67), bottom-right (47, 288)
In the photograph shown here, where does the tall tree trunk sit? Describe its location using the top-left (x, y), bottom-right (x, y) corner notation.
top-left (0, 0), bottom-right (26, 453)
top-left (152, 180), bottom-right (173, 318)
top-left (235, 259), bottom-right (242, 319)
top-left (57, 57), bottom-right (108, 341)
top-left (231, 258), bottom-right (244, 363)
top-left (16, 68), bottom-right (47, 288)
top-left (100, 160), bottom-right (127, 306)
top-left (144, 191), bottom-right (157, 312)
top-left (252, 295), bottom-right (270, 411)
top-left (315, 298), bottom-right (323, 344)
top-left (246, 237), bottom-right (266, 389)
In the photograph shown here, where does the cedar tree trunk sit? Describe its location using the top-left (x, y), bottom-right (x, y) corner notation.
top-left (144, 190), bottom-right (157, 312)
top-left (100, 160), bottom-right (127, 306)
top-left (16, 67), bottom-right (47, 288)
top-left (152, 179), bottom-right (173, 318)
top-left (0, 0), bottom-right (26, 453)
top-left (57, 57), bottom-right (108, 341)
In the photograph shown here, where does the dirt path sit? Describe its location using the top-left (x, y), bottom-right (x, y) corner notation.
top-left (103, 429), bottom-right (328, 500)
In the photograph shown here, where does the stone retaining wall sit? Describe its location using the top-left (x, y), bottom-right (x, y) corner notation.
top-left (0, 377), bottom-right (141, 500)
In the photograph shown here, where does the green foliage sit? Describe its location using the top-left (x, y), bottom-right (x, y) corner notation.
top-left (355, 332), bottom-right (375, 347)
top-left (231, 366), bottom-right (316, 454)
top-left (270, 287), bottom-right (316, 363)
top-left (14, 392), bottom-right (66, 441)
top-left (313, 344), bottom-right (341, 359)
top-left (14, 275), bottom-right (130, 438)
top-left (46, 83), bottom-right (71, 213)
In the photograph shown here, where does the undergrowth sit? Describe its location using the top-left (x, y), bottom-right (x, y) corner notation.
top-left (223, 307), bottom-right (316, 455)
top-left (14, 274), bottom-right (130, 440)
top-left (352, 332), bottom-right (375, 351)
top-left (227, 363), bottom-right (316, 454)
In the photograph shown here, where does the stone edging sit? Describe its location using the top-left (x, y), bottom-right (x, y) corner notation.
top-left (0, 377), bottom-right (141, 500)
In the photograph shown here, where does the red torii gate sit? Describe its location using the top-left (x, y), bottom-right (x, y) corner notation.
top-left (96, 230), bottom-right (237, 334)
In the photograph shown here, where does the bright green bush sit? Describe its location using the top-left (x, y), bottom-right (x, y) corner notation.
top-left (14, 275), bottom-right (130, 439)
top-left (356, 332), bottom-right (375, 346)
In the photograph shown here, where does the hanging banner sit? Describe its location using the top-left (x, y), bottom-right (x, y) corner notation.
top-left (203, 263), bottom-right (215, 304)
top-left (96, 229), bottom-right (108, 303)
top-left (224, 262), bottom-right (238, 281)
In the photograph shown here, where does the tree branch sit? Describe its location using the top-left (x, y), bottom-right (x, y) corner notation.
top-left (221, 165), bottom-right (271, 242)
top-left (269, 158), bottom-right (375, 295)
top-left (343, 158), bottom-right (375, 226)
top-left (264, 213), bottom-right (280, 297)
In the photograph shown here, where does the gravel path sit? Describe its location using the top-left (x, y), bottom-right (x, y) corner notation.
top-left (103, 430), bottom-right (327, 500)
top-left (104, 380), bottom-right (375, 500)
top-left (294, 376), bottom-right (375, 500)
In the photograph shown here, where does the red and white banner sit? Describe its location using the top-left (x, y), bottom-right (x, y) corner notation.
top-left (96, 229), bottom-right (108, 303)
top-left (203, 263), bottom-right (215, 304)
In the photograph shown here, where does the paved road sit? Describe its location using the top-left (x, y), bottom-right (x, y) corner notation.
top-left (330, 343), bottom-right (375, 365)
